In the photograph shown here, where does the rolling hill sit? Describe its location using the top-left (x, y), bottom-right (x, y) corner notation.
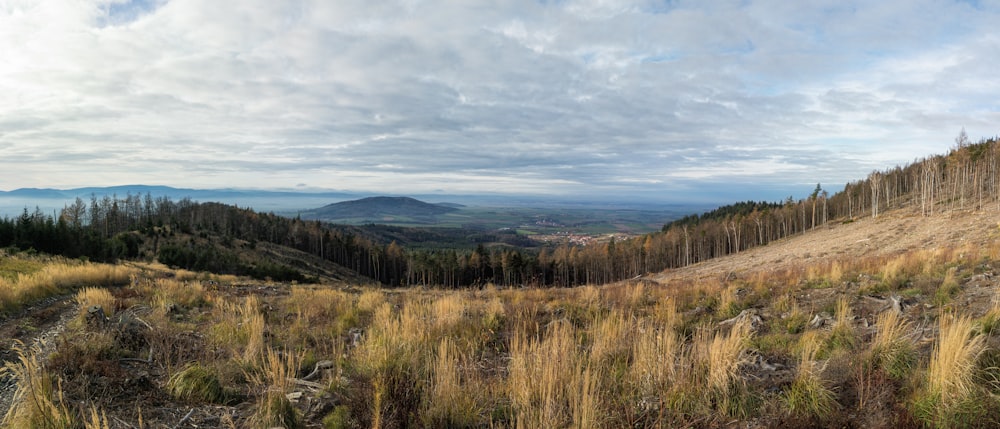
top-left (299, 196), bottom-right (460, 223)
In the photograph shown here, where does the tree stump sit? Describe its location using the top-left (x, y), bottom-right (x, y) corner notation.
top-left (87, 305), bottom-right (108, 327)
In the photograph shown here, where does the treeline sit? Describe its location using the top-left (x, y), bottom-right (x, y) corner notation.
top-left (3, 132), bottom-right (998, 288)
top-left (395, 132), bottom-right (1000, 287)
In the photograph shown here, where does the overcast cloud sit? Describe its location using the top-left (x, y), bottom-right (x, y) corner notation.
top-left (1, 0), bottom-right (999, 203)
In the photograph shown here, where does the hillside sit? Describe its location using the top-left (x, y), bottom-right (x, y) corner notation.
top-left (4, 203), bottom-right (1000, 427)
top-left (299, 196), bottom-right (459, 223)
top-left (653, 207), bottom-right (999, 285)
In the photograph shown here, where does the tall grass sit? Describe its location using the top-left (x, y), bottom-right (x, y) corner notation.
top-left (74, 287), bottom-right (116, 322)
top-left (784, 332), bottom-right (837, 420)
top-left (0, 262), bottom-right (134, 314)
top-left (421, 336), bottom-right (482, 427)
top-left (630, 313), bottom-right (679, 404)
top-left (211, 295), bottom-right (266, 366)
top-left (246, 348), bottom-right (301, 428)
top-left (1, 342), bottom-right (76, 429)
top-left (915, 314), bottom-right (989, 427)
top-left (508, 319), bottom-right (583, 427)
top-left (869, 310), bottom-right (916, 380)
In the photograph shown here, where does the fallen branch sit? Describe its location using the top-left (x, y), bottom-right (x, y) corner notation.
top-left (302, 360), bottom-right (334, 381)
top-left (288, 377), bottom-right (327, 390)
top-left (171, 408), bottom-right (195, 429)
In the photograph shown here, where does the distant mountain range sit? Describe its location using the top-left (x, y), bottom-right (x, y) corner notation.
top-left (298, 196), bottom-right (462, 223)
top-left (0, 185), bottom-right (357, 201)
top-left (0, 185), bottom-right (365, 217)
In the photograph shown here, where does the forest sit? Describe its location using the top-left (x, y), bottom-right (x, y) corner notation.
top-left (1, 132), bottom-right (997, 288)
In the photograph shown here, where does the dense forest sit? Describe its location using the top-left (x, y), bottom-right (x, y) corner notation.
top-left (1, 132), bottom-right (998, 288)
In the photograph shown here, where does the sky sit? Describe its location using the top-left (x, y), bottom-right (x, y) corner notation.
top-left (2, 0), bottom-right (1000, 204)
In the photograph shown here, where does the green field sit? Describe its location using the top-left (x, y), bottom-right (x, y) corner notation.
top-left (335, 205), bottom-right (681, 235)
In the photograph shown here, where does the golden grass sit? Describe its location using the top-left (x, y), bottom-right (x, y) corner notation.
top-left (83, 408), bottom-right (111, 429)
top-left (15, 235), bottom-right (1000, 427)
top-left (211, 294), bottom-right (266, 366)
top-left (422, 336), bottom-right (481, 427)
top-left (912, 314), bottom-right (990, 427)
top-left (150, 278), bottom-right (209, 312)
top-left (630, 317), bottom-right (679, 397)
top-left (869, 310), bottom-right (916, 380)
top-left (75, 287), bottom-right (116, 321)
top-left (785, 332), bottom-right (837, 419)
top-left (246, 348), bottom-right (301, 428)
top-left (1, 342), bottom-right (76, 428)
top-left (928, 315), bottom-right (986, 407)
top-left (589, 310), bottom-right (633, 365)
top-left (508, 319), bottom-right (581, 428)
top-left (0, 261), bottom-right (134, 314)
top-left (703, 319), bottom-right (753, 395)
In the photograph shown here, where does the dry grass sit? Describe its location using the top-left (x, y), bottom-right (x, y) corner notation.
top-left (869, 310), bottom-right (917, 380)
top-left (508, 319), bottom-right (582, 427)
top-left (704, 319), bottom-right (753, 395)
top-left (630, 313), bottom-right (679, 400)
top-left (246, 348), bottom-right (301, 428)
top-left (0, 261), bottom-right (134, 314)
top-left (10, 229), bottom-right (1000, 427)
top-left (914, 314), bottom-right (989, 427)
top-left (784, 332), bottom-right (837, 420)
top-left (211, 294), bottom-right (266, 366)
top-left (1, 342), bottom-right (76, 428)
top-left (75, 287), bottom-right (116, 321)
top-left (422, 336), bottom-right (482, 427)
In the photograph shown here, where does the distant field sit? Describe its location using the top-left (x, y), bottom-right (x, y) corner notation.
top-left (332, 206), bottom-right (681, 236)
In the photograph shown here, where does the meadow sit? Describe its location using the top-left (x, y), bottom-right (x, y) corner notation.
top-left (4, 231), bottom-right (1000, 428)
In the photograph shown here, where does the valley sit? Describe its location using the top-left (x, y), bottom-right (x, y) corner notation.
top-left (3, 140), bottom-right (1000, 428)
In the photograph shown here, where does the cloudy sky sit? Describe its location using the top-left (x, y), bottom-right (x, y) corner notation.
top-left (1, 0), bottom-right (998, 204)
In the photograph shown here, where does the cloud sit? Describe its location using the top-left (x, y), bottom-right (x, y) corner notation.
top-left (0, 0), bottom-right (998, 204)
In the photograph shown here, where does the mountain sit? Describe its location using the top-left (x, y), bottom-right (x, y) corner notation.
top-left (0, 185), bottom-right (365, 217)
top-left (300, 196), bottom-right (460, 223)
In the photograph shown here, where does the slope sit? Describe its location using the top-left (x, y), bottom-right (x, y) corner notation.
top-left (653, 207), bottom-right (1000, 285)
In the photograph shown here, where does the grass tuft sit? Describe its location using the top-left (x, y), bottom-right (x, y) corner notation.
top-left (914, 314), bottom-right (989, 428)
top-left (1, 341), bottom-right (77, 429)
top-left (166, 363), bottom-right (230, 404)
top-left (784, 332), bottom-right (838, 420)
